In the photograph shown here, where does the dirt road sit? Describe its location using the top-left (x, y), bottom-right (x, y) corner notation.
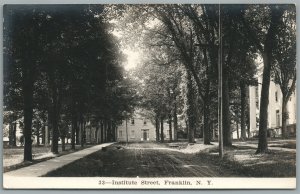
top-left (45, 142), bottom-right (239, 177)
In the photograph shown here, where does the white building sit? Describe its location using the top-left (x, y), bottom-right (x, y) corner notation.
top-left (3, 114), bottom-right (24, 146)
top-left (249, 63), bottom-right (296, 137)
top-left (116, 110), bottom-right (173, 142)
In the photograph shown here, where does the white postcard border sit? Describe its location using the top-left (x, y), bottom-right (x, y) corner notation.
top-left (3, 176), bottom-right (296, 189)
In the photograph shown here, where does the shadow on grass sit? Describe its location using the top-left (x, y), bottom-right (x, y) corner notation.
top-left (199, 145), bottom-right (296, 177)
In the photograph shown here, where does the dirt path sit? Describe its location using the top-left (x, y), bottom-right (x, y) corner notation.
top-left (45, 142), bottom-right (238, 177)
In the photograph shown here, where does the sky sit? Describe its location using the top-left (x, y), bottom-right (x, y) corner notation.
top-left (111, 26), bottom-right (142, 71)
top-left (122, 48), bottom-right (142, 71)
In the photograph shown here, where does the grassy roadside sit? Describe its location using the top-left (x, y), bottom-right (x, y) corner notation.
top-left (197, 145), bottom-right (296, 177)
top-left (163, 139), bottom-right (296, 177)
top-left (3, 144), bottom-right (93, 173)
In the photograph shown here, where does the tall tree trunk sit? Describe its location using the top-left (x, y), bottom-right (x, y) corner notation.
top-left (23, 77), bottom-right (34, 161)
top-left (114, 122), bottom-right (117, 142)
top-left (281, 98), bottom-right (288, 138)
top-left (186, 70), bottom-right (196, 143)
top-left (89, 127), bottom-right (92, 143)
top-left (42, 125), bottom-right (45, 145)
top-left (105, 120), bottom-right (109, 142)
top-left (168, 113), bottom-right (172, 142)
top-left (107, 120), bottom-right (111, 142)
top-left (104, 119), bottom-right (107, 143)
top-left (256, 53), bottom-right (272, 153)
top-left (95, 124), bottom-right (99, 144)
top-left (61, 136), bottom-right (65, 151)
top-left (210, 122), bottom-right (216, 140)
top-left (173, 101), bottom-right (178, 141)
top-left (236, 119), bottom-right (239, 140)
top-left (71, 105), bottom-right (76, 150)
top-left (84, 121), bottom-right (87, 144)
top-left (9, 122), bottom-right (14, 146)
top-left (160, 117), bottom-right (164, 142)
top-left (80, 120), bottom-right (84, 148)
top-left (101, 120), bottom-right (104, 143)
top-left (51, 112), bottom-right (59, 154)
top-left (45, 116), bottom-right (50, 146)
top-left (203, 48), bottom-right (212, 144)
top-left (50, 89), bottom-right (59, 154)
top-left (240, 81), bottom-right (247, 140)
top-left (76, 121), bottom-right (80, 145)
top-left (185, 119), bottom-right (189, 134)
top-left (203, 103), bottom-right (211, 144)
top-left (112, 121), bottom-right (116, 142)
top-left (36, 122), bottom-right (40, 146)
top-left (222, 73), bottom-right (232, 146)
top-left (256, 6), bottom-right (284, 154)
top-left (155, 116), bottom-right (160, 142)
top-left (12, 120), bottom-right (17, 146)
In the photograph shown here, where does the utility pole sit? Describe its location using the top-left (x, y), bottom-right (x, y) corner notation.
top-left (218, 3), bottom-right (224, 158)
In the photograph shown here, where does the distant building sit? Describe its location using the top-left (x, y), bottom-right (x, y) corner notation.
top-left (3, 111), bottom-right (51, 146)
top-left (3, 114), bottom-right (24, 146)
top-left (248, 62), bottom-right (296, 137)
top-left (116, 110), bottom-right (172, 142)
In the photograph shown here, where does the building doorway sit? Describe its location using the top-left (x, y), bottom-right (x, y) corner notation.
top-left (141, 129), bottom-right (149, 141)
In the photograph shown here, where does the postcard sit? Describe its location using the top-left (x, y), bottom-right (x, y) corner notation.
top-left (2, 3), bottom-right (296, 189)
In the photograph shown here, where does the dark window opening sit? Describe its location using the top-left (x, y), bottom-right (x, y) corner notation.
top-left (276, 110), bottom-right (280, 127)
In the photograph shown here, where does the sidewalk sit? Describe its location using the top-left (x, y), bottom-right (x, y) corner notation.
top-left (3, 142), bottom-right (114, 177)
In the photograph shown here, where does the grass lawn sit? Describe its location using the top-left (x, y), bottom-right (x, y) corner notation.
top-left (199, 142), bottom-right (296, 177)
top-left (3, 144), bottom-right (92, 172)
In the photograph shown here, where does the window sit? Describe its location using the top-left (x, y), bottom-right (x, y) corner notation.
top-left (275, 91), bottom-right (278, 102)
top-left (131, 130), bottom-right (135, 138)
top-left (143, 120), bottom-right (147, 125)
top-left (118, 130), bottom-right (123, 137)
top-left (276, 110), bottom-right (280, 127)
top-left (131, 118), bottom-right (135, 125)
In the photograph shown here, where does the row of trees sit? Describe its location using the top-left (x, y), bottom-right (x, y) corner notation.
top-left (3, 5), bottom-right (137, 161)
top-left (109, 4), bottom-right (296, 153)
top-left (3, 4), bottom-right (296, 163)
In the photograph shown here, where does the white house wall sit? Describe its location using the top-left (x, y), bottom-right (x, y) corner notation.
top-left (117, 118), bottom-right (172, 142)
top-left (249, 86), bottom-right (257, 136)
top-left (287, 91), bottom-right (297, 125)
top-left (249, 76), bottom-right (296, 136)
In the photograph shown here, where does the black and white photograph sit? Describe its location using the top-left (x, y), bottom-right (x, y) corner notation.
top-left (1, 3), bottom-right (296, 189)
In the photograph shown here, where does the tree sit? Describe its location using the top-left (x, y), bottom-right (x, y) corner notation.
top-left (219, 5), bottom-right (258, 143)
top-left (135, 61), bottom-right (174, 143)
top-left (153, 5), bottom-right (217, 144)
top-left (4, 4), bottom-right (133, 160)
top-left (271, 5), bottom-right (296, 138)
top-left (185, 70), bottom-right (197, 143)
top-left (242, 5), bottom-right (288, 153)
top-left (107, 4), bottom-right (219, 144)
top-left (4, 5), bottom-right (48, 161)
